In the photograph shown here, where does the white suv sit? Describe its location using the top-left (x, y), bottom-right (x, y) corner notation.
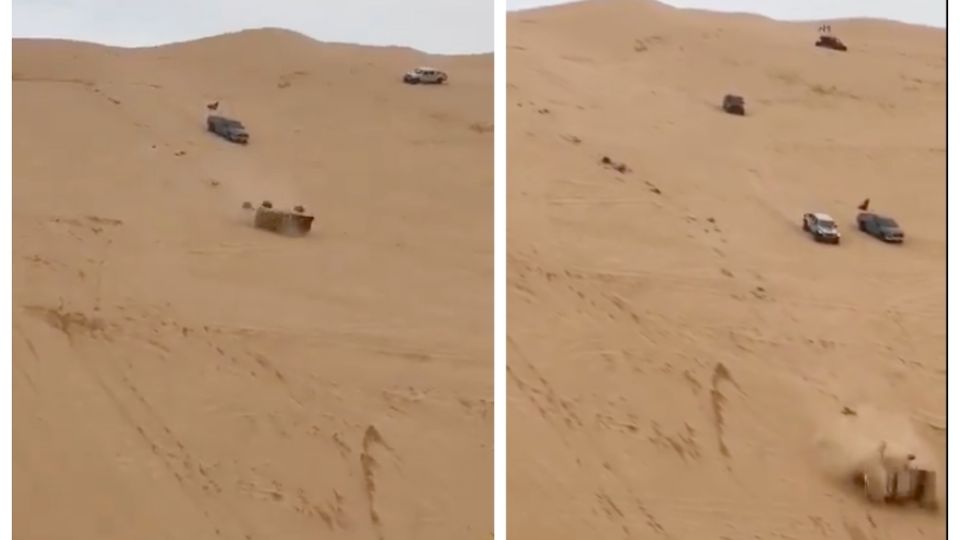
top-left (403, 67), bottom-right (448, 85)
top-left (802, 212), bottom-right (841, 244)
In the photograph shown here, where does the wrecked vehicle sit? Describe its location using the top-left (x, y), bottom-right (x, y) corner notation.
top-left (816, 35), bottom-right (848, 52)
top-left (207, 115), bottom-right (249, 144)
top-left (243, 200), bottom-right (314, 236)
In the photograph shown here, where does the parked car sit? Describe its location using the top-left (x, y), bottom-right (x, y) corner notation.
top-left (802, 212), bottom-right (841, 244)
top-left (722, 94), bottom-right (746, 115)
top-left (207, 115), bottom-right (249, 144)
top-left (857, 212), bottom-right (904, 243)
top-left (403, 67), bottom-right (448, 85)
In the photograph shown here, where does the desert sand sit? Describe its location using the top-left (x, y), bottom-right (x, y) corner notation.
top-left (13, 29), bottom-right (491, 539)
top-left (507, 1), bottom-right (944, 539)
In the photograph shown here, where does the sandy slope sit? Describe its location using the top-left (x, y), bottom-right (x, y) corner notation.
top-left (507, 1), bottom-right (944, 539)
top-left (13, 29), bottom-right (491, 540)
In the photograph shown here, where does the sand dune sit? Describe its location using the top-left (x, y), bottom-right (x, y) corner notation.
top-left (507, 1), bottom-right (944, 538)
top-left (13, 29), bottom-right (491, 539)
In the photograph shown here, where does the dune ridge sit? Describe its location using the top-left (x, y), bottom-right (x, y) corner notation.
top-left (14, 29), bottom-right (492, 540)
top-left (507, 1), bottom-right (944, 538)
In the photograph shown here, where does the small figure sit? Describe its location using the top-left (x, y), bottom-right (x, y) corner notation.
top-left (858, 198), bottom-right (870, 211)
top-left (207, 101), bottom-right (220, 111)
top-left (877, 441), bottom-right (917, 475)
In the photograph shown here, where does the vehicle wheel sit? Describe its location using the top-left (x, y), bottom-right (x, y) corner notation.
top-left (802, 221), bottom-right (809, 232)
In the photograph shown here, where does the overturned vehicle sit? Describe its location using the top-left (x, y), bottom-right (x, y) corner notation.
top-left (242, 200), bottom-right (314, 236)
top-left (207, 115), bottom-right (249, 144)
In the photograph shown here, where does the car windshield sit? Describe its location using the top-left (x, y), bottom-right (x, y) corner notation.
top-left (818, 219), bottom-right (836, 228)
top-left (876, 216), bottom-right (898, 227)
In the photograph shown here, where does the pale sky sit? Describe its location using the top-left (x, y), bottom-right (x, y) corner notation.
top-left (12, 1), bottom-right (944, 54)
top-left (508, 0), bottom-right (946, 28)
top-left (13, 0), bottom-right (494, 54)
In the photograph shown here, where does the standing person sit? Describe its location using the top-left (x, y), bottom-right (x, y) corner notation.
top-left (204, 100), bottom-right (220, 129)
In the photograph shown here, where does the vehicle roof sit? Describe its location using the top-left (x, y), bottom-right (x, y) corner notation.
top-left (417, 66), bottom-right (440, 71)
top-left (810, 212), bottom-right (835, 221)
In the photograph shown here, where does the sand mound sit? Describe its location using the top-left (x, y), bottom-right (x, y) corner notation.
top-left (13, 30), bottom-right (491, 540)
top-left (508, 1), bottom-right (944, 539)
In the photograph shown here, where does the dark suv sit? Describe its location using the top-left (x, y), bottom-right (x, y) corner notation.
top-left (857, 212), bottom-right (904, 243)
top-left (722, 94), bottom-right (745, 115)
top-left (207, 115), bottom-right (249, 144)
